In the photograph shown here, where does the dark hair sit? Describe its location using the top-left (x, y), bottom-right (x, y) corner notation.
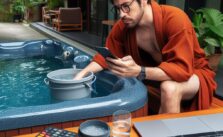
top-left (110, 0), bottom-right (151, 4)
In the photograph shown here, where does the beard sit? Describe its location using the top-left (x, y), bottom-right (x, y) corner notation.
top-left (121, 9), bottom-right (144, 28)
top-left (122, 18), bottom-right (137, 28)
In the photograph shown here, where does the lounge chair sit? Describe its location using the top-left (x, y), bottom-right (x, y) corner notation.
top-left (52, 7), bottom-right (83, 31)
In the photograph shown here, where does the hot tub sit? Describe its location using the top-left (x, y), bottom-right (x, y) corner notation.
top-left (0, 39), bottom-right (148, 136)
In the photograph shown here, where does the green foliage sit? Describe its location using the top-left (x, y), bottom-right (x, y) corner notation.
top-left (0, 1), bottom-right (13, 22)
top-left (0, 0), bottom-right (12, 22)
top-left (11, 0), bottom-right (25, 15)
top-left (47, 0), bottom-right (64, 10)
top-left (10, 0), bottom-right (46, 21)
top-left (11, 0), bottom-right (46, 14)
top-left (0, 2), bottom-right (4, 13)
top-left (23, 0), bottom-right (46, 7)
top-left (192, 8), bottom-right (223, 55)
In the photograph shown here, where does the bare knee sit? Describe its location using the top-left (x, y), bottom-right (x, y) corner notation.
top-left (160, 81), bottom-right (180, 100)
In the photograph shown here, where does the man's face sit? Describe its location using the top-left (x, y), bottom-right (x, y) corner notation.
top-left (113, 0), bottom-right (144, 28)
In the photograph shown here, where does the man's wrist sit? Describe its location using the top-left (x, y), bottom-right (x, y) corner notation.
top-left (136, 66), bottom-right (146, 81)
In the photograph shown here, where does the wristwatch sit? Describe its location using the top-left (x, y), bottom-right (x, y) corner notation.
top-left (136, 66), bottom-right (146, 81)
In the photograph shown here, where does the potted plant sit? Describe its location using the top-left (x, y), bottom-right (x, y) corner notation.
top-left (192, 8), bottom-right (223, 71)
top-left (11, 0), bottom-right (25, 22)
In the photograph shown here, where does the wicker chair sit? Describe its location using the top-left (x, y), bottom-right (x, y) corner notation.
top-left (52, 7), bottom-right (83, 31)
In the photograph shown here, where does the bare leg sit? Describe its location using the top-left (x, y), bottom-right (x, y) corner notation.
top-left (159, 74), bottom-right (200, 114)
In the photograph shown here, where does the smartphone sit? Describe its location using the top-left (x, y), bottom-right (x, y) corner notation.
top-left (95, 47), bottom-right (117, 59)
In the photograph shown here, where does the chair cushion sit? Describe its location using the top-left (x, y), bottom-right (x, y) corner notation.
top-left (59, 8), bottom-right (82, 24)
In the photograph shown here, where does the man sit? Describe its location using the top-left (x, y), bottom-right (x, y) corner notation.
top-left (75, 0), bottom-right (217, 113)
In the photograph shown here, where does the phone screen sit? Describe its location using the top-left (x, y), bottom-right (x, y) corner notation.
top-left (95, 47), bottom-right (117, 59)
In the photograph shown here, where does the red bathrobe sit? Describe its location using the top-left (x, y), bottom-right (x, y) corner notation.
top-left (92, 2), bottom-right (217, 111)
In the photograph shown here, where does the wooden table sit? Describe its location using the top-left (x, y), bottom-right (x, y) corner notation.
top-left (15, 108), bottom-right (223, 137)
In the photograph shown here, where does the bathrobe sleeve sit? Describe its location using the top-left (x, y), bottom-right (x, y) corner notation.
top-left (92, 21), bottom-right (126, 68)
top-left (157, 7), bottom-right (195, 82)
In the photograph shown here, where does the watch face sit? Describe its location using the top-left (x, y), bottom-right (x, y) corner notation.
top-left (137, 67), bottom-right (146, 81)
top-left (137, 74), bottom-right (145, 81)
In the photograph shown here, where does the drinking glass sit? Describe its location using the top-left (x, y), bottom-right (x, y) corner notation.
top-left (112, 110), bottom-right (131, 137)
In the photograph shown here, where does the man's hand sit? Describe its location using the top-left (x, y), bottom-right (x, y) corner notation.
top-left (73, 70), bottom-right (88, 80)
top-left (106, 55), bottom-right (141, 77)
top-left (73, 61), bottom-right (104, 80)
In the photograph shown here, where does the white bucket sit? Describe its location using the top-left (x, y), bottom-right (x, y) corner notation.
top-left (45, 68), bottom-right (96, 100)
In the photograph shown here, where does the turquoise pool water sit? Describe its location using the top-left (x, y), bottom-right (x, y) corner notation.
top-left (0, 56), bottom-right (67, 110)
top-left (0, 56), bottom-right (109, 111)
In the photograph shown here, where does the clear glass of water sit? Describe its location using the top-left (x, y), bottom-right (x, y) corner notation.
top-left (112, 110), bottom-right (131, 137)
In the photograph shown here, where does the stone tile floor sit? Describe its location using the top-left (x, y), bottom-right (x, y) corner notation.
top-left (0, 23), bottom-right (47, 43)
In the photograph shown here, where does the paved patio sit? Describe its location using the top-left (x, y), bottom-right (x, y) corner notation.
top-left (0, 22), bottom-right (96, 56)
top-left (0, 23), bottom-right (47, 43)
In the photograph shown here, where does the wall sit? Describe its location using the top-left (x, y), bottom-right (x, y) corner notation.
top-left (162, 0), bottom-right (222, 19)
top-left (205, 0), bottom-right (221, 10)
top-left (164, 0), bottom-right (222, 11)
top-left (166, 0), bottom-right (185, 10)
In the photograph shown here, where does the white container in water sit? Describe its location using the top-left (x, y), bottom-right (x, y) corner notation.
top-left (45, 68), bottom-right (96, 100)
top-left (73, 55), bottom-right (90, 69)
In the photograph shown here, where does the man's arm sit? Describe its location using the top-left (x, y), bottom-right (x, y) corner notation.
top-left (145, 67), bottom-right (171, 81)
top-left (74, 61), bottom-right (103, 80)
top-left (106, 55), bottom-right (171, 81)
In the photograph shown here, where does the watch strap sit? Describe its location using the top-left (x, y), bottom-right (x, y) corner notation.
top-left (137, 66), bottom-right (146, 81)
